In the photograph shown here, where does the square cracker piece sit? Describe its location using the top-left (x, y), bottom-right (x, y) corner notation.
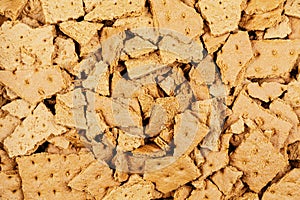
top-left (85, 0), bottom-right (146, 22)
top-left (285, 0), bottom-right (300, 18)
top-left (262, 168), bottom-right (300, 200)
top-left (245, 40), bottom-right (300, 79)
top-left (40, 0), bottom-right (84, 23)
top-left (16, 152), bottom-right (95, 200)
top-left (197, 0), bottom-right (243, 36)
top-left (0, 66), bottom-right (66, 105)
top-left (0, 0), bottom-right (27, 20)
top-left (0, 171), bottom-right (23, 200)
top-left (0, 21), bottom-right (55, 71)
top-left (144, 155), bottom-right (200, 193)
top-left (4, 103), bottom-right (66, 157)
top-left (149, 0), bottom-right (204, 39)
top-left (230, 128), bottom-right (287, 193)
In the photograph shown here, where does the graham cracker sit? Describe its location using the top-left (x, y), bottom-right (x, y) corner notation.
top-left (0, 0), bottom-right (27, 20)
top-left (0, 149), bottom-right (16, 172)
top-left (289, 17), bottom-right (300, 39)
top-left (264, 16), bottom-right (292, 39)
top-left (0, 171), bottom-right (23, 200)
top-left (124, 35), bottom-right (157, 58)
top-left (0, 114), bottom-right (21, 143)
top-left (285, 0), bottom-right (300, 18)
top-left (2, 99), bottom-right (34, 119)
top-left (173, 185), bottom-right (192, 200)
top-left (247, 82), bottom-right (286, 102)
top-left (202, 32), bottom-right (230, 55)
top-left (244, 0), bottom-right (285, 15)
top-left (188, 180), bottom-right (223, 200)
top-left (284, 80), bottom-right (300, 108)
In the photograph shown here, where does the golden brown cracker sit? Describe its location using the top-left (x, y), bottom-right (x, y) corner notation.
top-left (247, 82), bottom-right (286, 102)
top-left (2, 99), bottom-right (34, 119)
top-left (289, 16), bottom-right (300, 39)
top-left (0, 171), bottom-right (23, 200)
top-left (188, 180), bottom-right (223, 200)
top-left (0, 149), bottom-right (16, 172)
top-left (264, 16), bottom-right (292, 39)
top-left (0, 114), bottom-right (20, 143)
top-left (0, 0), bottom-right (27, 20)
top-left (285, 0), bottom-right (300, 18)
top-left (284, 80), bottom-right (300, 108)
top-left (202, 32), bottom-right (230, 55)
top-left (124, 36), bottom-right (157, 58)
top-left (244, 0), bottom-right (285, 15)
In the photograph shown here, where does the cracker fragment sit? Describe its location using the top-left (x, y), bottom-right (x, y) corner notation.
top-left (188, 180), bottom-right (223, 200)
top-left (150, 0), bottom-right (204, 38)
top-left (0, 0), bottom-right (27, 20)
top-left (0, 66), bottom-right (66, 105)
top-left (47, 136), bottom-right (70, 149)
top-left (40, 0), bottom-right (84, 23)
top-left (230, 128), bottom-right (287, 192)
top-left (117, 130), bottom-right (144, 152)
top-left (262, 168), bottom-right (300, 200)
top-left (245, 40), bottom-right (300, 79)
top-left (216, 31), bottom-right (253, 86)
top-left (173, 185), bottom-right (192, 200)
top-left (17, 152), bottom-right (95, 200)
top-left (4, 103), bottom-right (66, 157)
top-left (238, 192), bottom-right (259, 200)
top-left (0, 171), bottom-right (23, 200)
top-left (0, 21), bottom-right (55, 71)
top-left (244, 0), bottom-right (285, 15)
top-left (197, 0), bottom-right (243, 36)
top-left (247, 82), bottom-right (286, 102)
top-left (0, 149), bottom-right (16, 172)
top-left (144, 155), bottom-right (200, 193)
top-left (0, 114), bottom-right (20, 143)
top-left (85, 0), bottom-right (146, 22)
top-left (284, 80), bottom-right (300, 108)
top-left (124, 35), bottom-right (157, 58)
top-left (289, 17), bottom-right (300, 39)
top-left (2, 99), bottom-right (34, 119)
top-left (285, 0), bottom-right (300, 18)
top-left (22, 0), bottom-right (45, 23)
top-left (264, 16), bottom-right (292, 39)
top-left (202, 32), bottom-right (230, 54)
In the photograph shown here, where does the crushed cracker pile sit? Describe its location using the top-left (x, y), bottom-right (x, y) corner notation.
top-left (0, 0), bottom-right (300, 199)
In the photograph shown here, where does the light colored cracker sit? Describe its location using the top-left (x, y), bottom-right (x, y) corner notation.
top-left (16, 151), bottom-right (95, 200)
top-left (0, 171), bottom-right (23, 200)
top-left (0, 0), bottom-right (27, 20)
top-left (85, 0), bottom-right (146, 22)
top-left (229, 117), bottom-right (245, 134)
top-left (247, 82), bottom-right (286, 102)
top-left (173, 185), bottom-right (192, 200)
top-left (202, 32), bottom-right (230, 54)
top-left (216, 31), bottom-right (253, 86)
top-left (264, 16), bottom-right (292, 39)
top-left (211, 166), bottom-right (243, 195)
top-left (4, 87), bottom-right (18, 100)
top-left (173, 110), bottom-right (209, 157)
top-left (4, 103), bottom-right (66, 157)
top-left (284, 80), bottom-right (300, 107)
top-left (239, 5), bottom-right (283, 30)
top-left (285, 0), bottom-right (300, 18)
top-left (56, 88), bottom-right (87, 109)
top-left (188, 180), bottom-right (223, 200)
top-left (230, 128), bottom-right (287, 193)
top-left (132, 144), bottom-right (166, 158)
top-left (244, 0), bottom-right (285, 15)
top-left (262, 168), bottom-right (300, 200)
top-left (22, 0), bottom-right (45, 23)
top-left (103, 174), bottom-right (161, 200)
top-left (0, 114), bottom-right (20, 143)
top-left (238, 192), bottom-right (259, 200)
top-left (144, 155), bottom-right (200, 193)
top-left (197, 0), bottom-right (243, 36)
top-left (289, 17), bottom-right (300, 39)
top-left (68, 160), bottom-right (119, 200)
top-left (124, 35), bottom-right (157, 58)
top-left (0, 66), bottom-right (66, 105)
top-left (48, 136), bottom-right (70, 149)
top-left (231, 91), bottom-right (292, 150)
top-left (40, 0), bottom-right (84, 23)
top-left (0, 149), bottom-right (16, 172)
top-left (53, 37), bottom-right (79, 75)
top-left (245, 40), bottom-right (300, 79)
top-left (117, 130), bottom-right (144, 152)
top-left (150, 0), bottom-right (204, 38)
top-left (79, 31), bottom-right (101, 57)
top-left (0, 21), bottom-right (55, 71)
top-left (138, 93), bottom-right (155, 118)
top-left (82, 0), bottom-right (101, 13)
top-left (2, 99), bottom-right (34, 119)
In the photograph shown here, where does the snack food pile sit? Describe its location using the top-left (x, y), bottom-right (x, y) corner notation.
top-left (0, 0), bottom-right (300, 199)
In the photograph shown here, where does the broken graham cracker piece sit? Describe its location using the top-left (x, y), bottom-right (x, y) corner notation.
top-left (216, 31), bottom-right (253, 86)
top-left (39, 0), bottom-right (84, 23)
top-left (0, 114), bottom-right (21, 143)
top-left (238, 192), bottom-right (259, 200)
top-left (202, 32), bottom-right (230, 55)
top-left (289, 17), bottom-right (300, 39)
top-left (0, 21), bottom-right (55, 71)
top-left (2, 99), bottom-right (34, 119)
top-left (85, 0), bottom-right (146, 22)
top-left (0, 149), bottom-right (16, 172)
top-left (188, 179), bottom-right (223, 200)
top-left (68, 160), bottom-right (119, 200)
top-left (264, 16), bottom-right (292, 39)
top-left (149, 0), bottom-right (204, 39)
top-left (4, 103), bottom-right (66, 157)
top-left (230, 128), bottom-right (287, 193)
top-left (103, 174), bottom-right (161, 200)
top-left (196, 0), bottom-right (243, 36)
top-left (173, 185), bottom-right (192, 200)
top-left (144, 155), bottom-right (200, 193)
top-left (16, 151), bottom-right (95, 200)
top-left (0, 171), bottom-right (23, 200)
top-left (262, 168), bottom-right (300, 200)
top-left (117, 130), bottom-right (144, 152)
top-left (244, 0), bottom-right (285, 15)
top-left (284, 80), bottom-right (300, 108)
top-left (0, 66), bottom-right (66, 105)
top-left (247, 82), bottom-right (286, 102)
top-left (285, 0), bottom-right (300, 18)
top-left (0, 0), bottom-right (27, 20)
top-left (245, 40), bottom-right (300, 79)
top-left (124, 35), bottom-right (157, 58)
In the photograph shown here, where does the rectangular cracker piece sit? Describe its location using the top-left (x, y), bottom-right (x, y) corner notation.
top-left (0, 171), bottom-right (23, 200)
top-left (0, 114), bottom-right (20, 143)
top-left (40, 0), bottom-right (84, 23)
top-left (150, 0), bottom-right (204, 39)
top-left (216, 31), bottom-right (253, 86)
top-left (16, 152), bottom-right (95, 200)
top-left (244, 0), bottom-right (285, 15)
top-left (230, 129), bottom-right (287, 193)
top-left (285, 0), bottom-right (300, 18)
top-left (262, 168), bottom-right (300, 200)
top-left (196, 0), bottom-right (243, 36)
top-left (245, 40), bottom-right (300, 79)
top-left (144, 155), bottom-right (200, 193)
top-left (264, 16), bottom-right (292, 39)
top-left (68, 160), bottom-right (119, 200)
top-left (247, 82), bottom-right (286, 102)
top-left (0, 0), bottom-right (27, 20)
top-left (289, 17), bottom-right (300, 39)
top-left (188, 179), bottom-right (223, 200)
top-left (85, 0), bottom-right (146, 22)
top-left (2, 99), bottom-right (34, 119)
top-left (4, 103), bottom-right (66, 157)
top-left (0, 66), bottom-right (66, 105)
top-left (0, 22), bottom-right (55, 71)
